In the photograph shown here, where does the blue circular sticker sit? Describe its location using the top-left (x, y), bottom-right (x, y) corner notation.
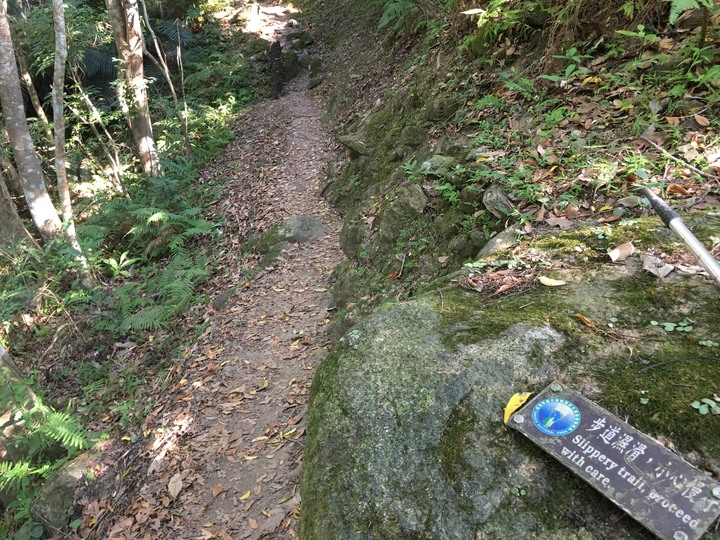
top-left (532, 398), bottom-right (581, 436)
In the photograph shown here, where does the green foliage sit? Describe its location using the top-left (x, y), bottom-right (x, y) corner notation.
top-left (650, 318), bottom-right (694, 332)
top-left (616, 24), bottom-right (660, 45)
top-left (184, 51), bottom-right (253, 101)
top-left (619, 0), bottom-right (646, 19)
top-left (378, 0), bottom-right (420, 30)
top-left (667, 0), bottom-right (714, 25)
top-left (0, 394), bottom-right (90, 495)
top-left (14, 3), bottom-right (112, 75)
top-left (690, 397), bottom-right (720, 415)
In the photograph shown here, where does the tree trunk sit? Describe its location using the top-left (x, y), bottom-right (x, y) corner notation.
top-left (52, 0), bottom-right (93, 287)
top-left (6, 0), bottom-right (53, 143)
top-left (105, 0), bottom-right (161, 177)
top-left (138, 0), bottom-right (192, 160)
top-left (0, 176), bottom-right (33, 247)
top-left (0, 0), bottom-right (62, 242)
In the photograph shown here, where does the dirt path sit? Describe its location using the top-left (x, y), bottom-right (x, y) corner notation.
top-left (106, 57), bottom-right (344, 540)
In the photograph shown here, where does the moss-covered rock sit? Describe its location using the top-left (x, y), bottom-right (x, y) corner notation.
top-left (282, 51), bottom-right (300, 82)
top-left (301, 231), bottom-right (720, 538)
top-left (252, 215), bottom-right (327, 255)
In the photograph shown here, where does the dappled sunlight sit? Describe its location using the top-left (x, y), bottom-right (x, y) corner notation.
top-left (147, 408), bottom-right (195, 475)
top-left (230, 1), bottom-right (300, 41)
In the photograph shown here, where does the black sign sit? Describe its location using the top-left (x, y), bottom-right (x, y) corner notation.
top-left (507, 381), bottom-right (720, 540)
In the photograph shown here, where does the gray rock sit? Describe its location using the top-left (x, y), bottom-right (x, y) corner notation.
top-left (301, 298), bottom-right (569, 539)
top-left (244, 37), bottom-right (270, 57)
top-left (33, 453), bottom-right (94, 533)
top-left (482, 183), bottom-right (514, 218)
top-left (286, 30), bottom-right (314, 46)
top-left (302, 253), bottom-right (720, 538)
top-left (448, 233), bottom-right (474, 259)
top-left (419, 155), bottom-right (457, 178)
top-left (476, 226), bottom-right (519, 258)
top-left (298, 51), bottom-right (311, 68)
top-left (287, 38), bottom-right (305, 52)
top-left (400, 126), bottom-right (426, 147)
top-left (282, 51), bottom-right (300, 82)
top-left (230, 2), bottom-right (259, 23)
top-left (308, 58), bottom-right (323, 89)
top-left (212, 287), bottom-right (237, 311)
top-left (255, 216), bottom-right (327, 254)
top-left (338, 135), bottom-right (371, 158)
top-left (465, 146), bottom-right (489, 161)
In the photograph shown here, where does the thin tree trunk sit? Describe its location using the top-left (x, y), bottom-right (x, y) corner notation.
top-left (52, 0), bottom-right (93, 287)
top-left (6, 0), bottom-right (53, 143)
top-left (0, 0), bottom-right (62, 242)
top-left (105, 0), bottom-right (161, 176)
top-left (15, 50), bottom-right (53, 144)
top-left (138, 0), bottom-right (192, 160)
top-left (70, 70), bottom-right (125, 192)
top-left (0, 176), bottom-right (33, 247)
top-left (0, 120), bottom-right (23, 197)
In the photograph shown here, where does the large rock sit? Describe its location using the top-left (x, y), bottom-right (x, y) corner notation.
top-left (302, 221), bottom-right (720, 538)
top-left (254, 216), bottom-right (327, 255)
top-left (32, 452), bottom-right (95, 533)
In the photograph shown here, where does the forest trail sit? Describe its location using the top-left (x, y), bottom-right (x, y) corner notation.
top-left (108, 15), bottom-right (345, 539)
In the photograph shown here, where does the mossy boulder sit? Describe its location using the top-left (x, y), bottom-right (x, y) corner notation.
top-left (282, 51), bottom-right (300, 82)
top-left (253, 216), bottom-right (327, 255)
top-left (419, 155), bottom-right (458, 178)
top-left (301, 217), bottom-right (720, 539)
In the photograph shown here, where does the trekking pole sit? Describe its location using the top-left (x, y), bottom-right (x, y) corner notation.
top-left (636, 185), bottom-right (720, 288)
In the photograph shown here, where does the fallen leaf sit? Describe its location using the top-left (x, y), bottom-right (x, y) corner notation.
top-left (608, 241), bottom-right (635, 262)
top-left (239, 490), bottom-right (251, 501)
top-left (598, 213), bottom-right (623, 223)
top-left (563, 204), bottom-right (582, 218)
top-left (617, 196), bottom-right (640, 208)
top-left (538, 276), bottom-right (567, 286)
top-left (545, 216), bottom-right (573, 230)
top-left (666, 183), bottom-right (691, 198)
top-left (575, 313), bottom-right (596, 328)
top-left (694, 114), bottom-right (710, 127)
top-left (675, 264), bottom-right (708, 276)
top-left (437, 256), bottom-right (449, 264)
top-left (168, 473), bottom-right (183, 499)
top-left (249, 517), bottom-right (258, 529)
top-left (212, 484), bottom-right (224, 497)
top-left (642, 254), bottom-right (674, 278)
top-left (665, 116), bottom-right (680, 126)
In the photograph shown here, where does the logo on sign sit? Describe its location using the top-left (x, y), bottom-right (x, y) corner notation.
top-left (532, 398), bottom-right (581, 436)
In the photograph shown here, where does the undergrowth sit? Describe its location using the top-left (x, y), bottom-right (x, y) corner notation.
top-left (0, 11), bottom-right (260, 536)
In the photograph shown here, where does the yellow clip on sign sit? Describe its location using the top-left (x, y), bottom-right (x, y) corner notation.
top-left (503, 392), bottom-right (532, 424)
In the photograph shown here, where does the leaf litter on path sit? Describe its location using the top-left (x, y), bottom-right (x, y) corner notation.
top-left (92, 73), bottom-right (344, 540)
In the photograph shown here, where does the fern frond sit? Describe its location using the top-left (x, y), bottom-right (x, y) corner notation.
top-left (122, 305), bottom-right (171, 331)
top-left (0, 460), bottom-right (32, 491)
top-left (668, 0), bottom-right (700, 24)
top-left (39, 411), bottom-right (90, 452)
top-left (378, 0), bottom-right (419, 29)
top-left (155, 19), bottom-right (193, 47)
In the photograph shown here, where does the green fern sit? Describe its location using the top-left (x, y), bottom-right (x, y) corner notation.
top-left (0, 399), bottom-right (90, 493)
top-left (37, 410), bottom-right (91, 451)
top-left (0, 461), bottom-right (33, 492)
top-left (667, 0), bottom-right (712, 24)
top-left (378, 0), bottom-right (419, 29)
top-left (155, 19), bottom-right (193, 47)
top-left (121, 305), bottom-right (171, 331)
